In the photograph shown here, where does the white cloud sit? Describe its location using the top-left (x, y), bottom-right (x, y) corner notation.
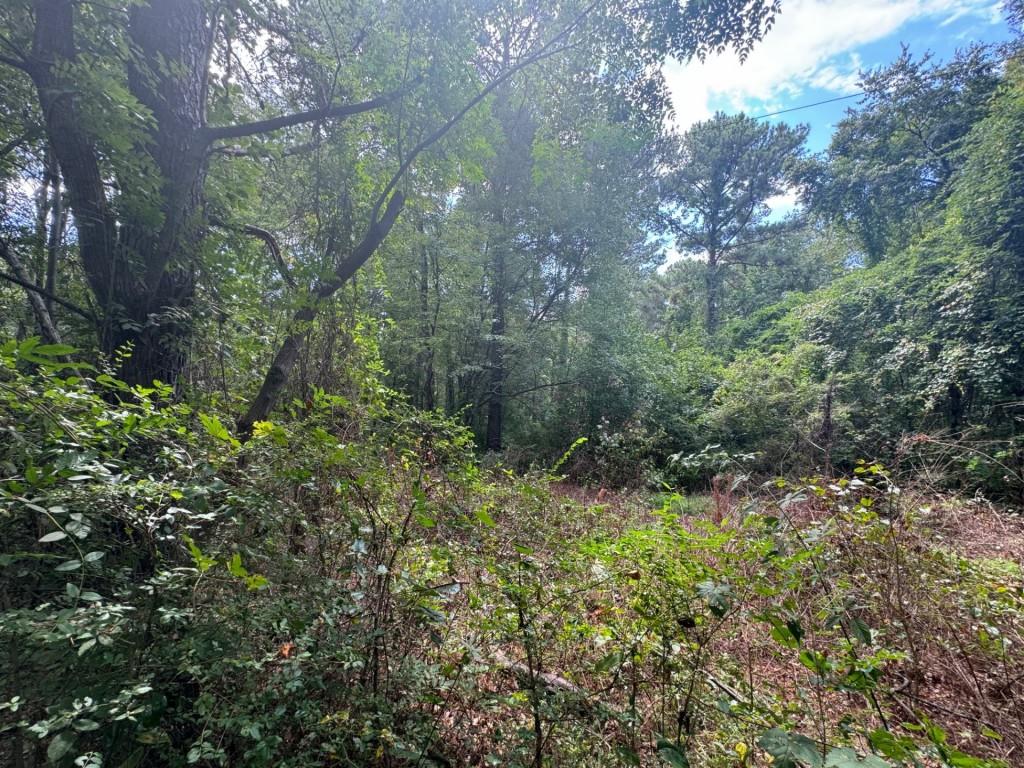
top-left (808, 53), bottom-right (863, 94)
top-left (664, 0), bottom-right (1000, 130)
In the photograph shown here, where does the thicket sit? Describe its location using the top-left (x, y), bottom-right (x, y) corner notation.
top-left (3, 341), bottom-right (1023, 767)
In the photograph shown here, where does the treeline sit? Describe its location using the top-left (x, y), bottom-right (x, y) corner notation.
top-left (374, 37), bottom-right (1024, 496)
top-left (0, 1), bottom-right (1021, 497)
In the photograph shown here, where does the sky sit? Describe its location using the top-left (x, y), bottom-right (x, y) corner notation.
top-left (660, 0), bottom-right (1014, 229)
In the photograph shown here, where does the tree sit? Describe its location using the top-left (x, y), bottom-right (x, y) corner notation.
top-left (801, 46), bottom-right (999, 264)
top-left (1006, 0), bottom-right (1024, 34)
top-left (661, 112), bottom-right (807, 335)
top-left (0, 0), bottom-right (426, 386)
top-left (0, 0), bottom-right (783, 431)
top-left (330, 0), bottom-right (784, 452)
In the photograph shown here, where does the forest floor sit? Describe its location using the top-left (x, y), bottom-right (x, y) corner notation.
top-left (421, 478), bottom-right (1024, 767)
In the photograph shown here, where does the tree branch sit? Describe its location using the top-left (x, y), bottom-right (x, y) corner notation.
top-left (0, 52), bottom-right (30, 72)
top-left (238, 1), bottom-right (601, 436)
top-left (0, 269), bottom-right (95, 322)
top-left (0, 128), bottom-right (40, 160)
top-left (1, 236), bottom-right (90, 345)
top-left (369, 34), bottom-right (579, 224)
top-left (202, 82), bottom-right (417, 144)
top-left (236, 190), bottom-right (406, 436)
top-left (210, 216), bottom-right (296, 288)
top-left (242, 224), bottom-right (296, 288)
top-left (505, 379), bottom-right (578, 400)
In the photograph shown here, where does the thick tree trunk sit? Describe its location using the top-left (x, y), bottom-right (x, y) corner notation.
top-left (237, 193), bottom-right (406, 435)
top-left (28, 0), bottom-right (211, 387)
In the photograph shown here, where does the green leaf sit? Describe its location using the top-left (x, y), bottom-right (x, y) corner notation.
top-left (245, 573), bottom-right (268, 591)
top-left (614, 745), bottom-right (641, 766)
top-left (198, 413), bottom-right (239, 447)
top-left (868, 729), bottom-right (917, 762)
top-left (696, 579), bottom-right (732, 617)
top-left (762, 612), bottom-right (802, 648)
top-left (33, 343), bottom-right (77, 357)
top-left (595, 651), bottom-right (622, 674)
top-left (656, 739), bottom-right (690, 767)
top-left (849, 615), bottom-right (873, 645)
top-left (39, 530), bottom-right (68, 543)
top-left (825, 747), bottom-right (892, 767)
top-left (47, 731), bottom-right (75, 762)
top-left (227, 552), bottom-right (248, 578)
top-left (56, 559), bottom-right (82, 572)
top-left (475, 506), bottom-right (496, 527)
top-left (758, 728), bottom-right (823, 768)
top-left (182, 534), bottom-right (215, 573)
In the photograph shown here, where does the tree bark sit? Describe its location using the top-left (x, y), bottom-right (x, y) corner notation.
top-left (24, 0), bottom-right (405, 389)
top-left (705, 253), bottom-right (722, 335)
top-left (237, 192), bottom-right (406, 435)
top-left (416, 225), bottom-right (437, 410)
top-left (43, 150), bottom-right (65, 318)
top-left (485, 246), bottom-right (507, 452)
top-left (26, 0), bottom-right (211, 386)
top-left (1, 238), bottom-right (62, 345)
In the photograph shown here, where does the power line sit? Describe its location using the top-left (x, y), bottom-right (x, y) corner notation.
top-left (751, 92), bottom-right (865, 120)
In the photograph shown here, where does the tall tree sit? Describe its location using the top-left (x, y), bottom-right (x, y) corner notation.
top-left (0, 0), bottom-right (424, 385)
top-left (0, 0), bottom-right (783, 433)
top-left (801, 46), bottom-right (999, 264)
top-left (661, 112), bottom-right (807, 335)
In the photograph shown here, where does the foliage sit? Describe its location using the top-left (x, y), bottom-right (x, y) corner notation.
top-left (662, 112), bottom-right (808, 334)
top-left (1, 2), bottom-right (1024, 766)
top-left (800, 46), bottom-right (1000, 264)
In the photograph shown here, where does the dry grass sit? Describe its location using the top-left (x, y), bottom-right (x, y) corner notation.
top-left (418, 476), bottom-right (1024, 766)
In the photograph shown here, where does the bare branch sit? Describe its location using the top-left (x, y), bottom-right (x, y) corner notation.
top-left (210, 216), bottom-right (296, 288)
top-left (202, 82), bottom-right (418, 144)
top-left (0, 268), bottom-right (95, 322)
top-left (242, 224), bottom-right (296, 288)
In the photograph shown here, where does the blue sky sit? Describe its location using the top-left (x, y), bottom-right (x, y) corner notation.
top-left (661, 0), bottom-right (1014, 220)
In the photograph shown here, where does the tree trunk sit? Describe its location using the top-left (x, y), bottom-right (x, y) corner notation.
top-left (43, 151), bottom-right (65, 318)
top-left (705, 253), bottom-right (721, 335)
top-left (237, 193), bottom-right (406, 435)
top-left (416, 226), bottom-right (437, 410)
top-left (485, 247), bottom-right (506, 452)
top-left (1, 239), bottom-right (62, 346)
top-left (28, 0), bottom-right (212, 388)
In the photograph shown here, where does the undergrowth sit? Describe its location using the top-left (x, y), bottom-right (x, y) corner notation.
top-left (1, 340), bottom-right (1021, 767)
